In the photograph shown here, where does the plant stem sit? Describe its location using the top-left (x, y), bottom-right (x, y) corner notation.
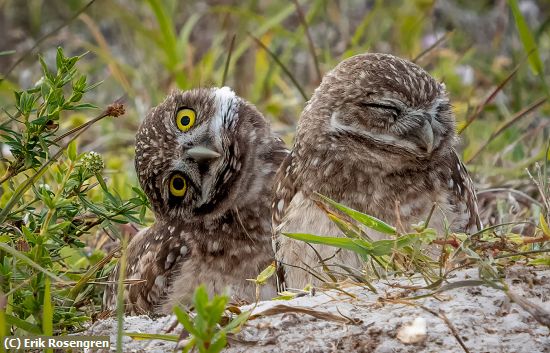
top-left (39, 161), bottom-right (75, 239)
top-left (0, 168), bottom-right (14, 185)
top-left (0, 103), bottom-right (122, 224)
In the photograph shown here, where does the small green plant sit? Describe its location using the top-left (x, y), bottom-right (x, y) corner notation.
top-left (124, 264), bottom-right (275, 352)
top-left (283, 188), bottom-right (549, 292)
top-left (0, 48), bottom-right (148, 335)
top-left (173, 285), bottom-right (250, 353)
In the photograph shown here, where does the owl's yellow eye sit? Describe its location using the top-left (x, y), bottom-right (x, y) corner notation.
top-left (175, 108), bottom-right (196, 132)
top-left (169, 174), bottom-right (187, 197)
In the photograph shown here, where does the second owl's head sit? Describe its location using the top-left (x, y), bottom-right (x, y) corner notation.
top-left (299, 53), bottom-right (457, 168)
top-left (135, 87), bottom-right (275, 222)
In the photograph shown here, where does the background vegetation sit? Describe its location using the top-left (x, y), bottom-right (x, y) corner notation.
top-left (0, 0), bottom-right (548, 346)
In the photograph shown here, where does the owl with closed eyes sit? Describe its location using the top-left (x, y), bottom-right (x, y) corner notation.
top-left (273, 53), bottom-right (481, 289)
top-left (103, 87), bottom-right (287, 314)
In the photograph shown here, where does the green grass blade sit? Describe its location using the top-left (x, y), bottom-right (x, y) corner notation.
top-left (223, 310), bottom-right (252, 333)
top-left (125, 332), bottom-right (179, 342)
top-left (146, 0), bottom-right (177, 61)
top-left (315, 193), bottom-right (397, 235)
top-left (116, 236), bottom-right (128, 353)
top-left (369, 234), bottom-right (419, 256)
top-left (173, 306), bottom-right (199, 337)
top-left (66, 245), bottom-right (122, 302)
top-left (283, 232), bottom-right (372, 258)
top-left (176, 13), bottom-right (201, 62)
top-left (507, 0), bottom-right (544, 76)
top-left (4, 313), bottom-right (42, 334)
top-left (326, 213), bottom-right (364, 239)
top-left (43, 277), bottom-right (53, 353)
top-left (0, 243), bottom-right (66, 283)
top-left (233, 3), bottom-right (295, 60)
top-left (0, 106), bottom-right (116, 223)
top-left (0, 295), bottom-right (5, 353)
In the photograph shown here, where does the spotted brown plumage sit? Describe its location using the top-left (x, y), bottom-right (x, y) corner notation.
top-left (272, 53), bottom-right (481, 290)
top-left (103, 87), bottom-right (287, 314)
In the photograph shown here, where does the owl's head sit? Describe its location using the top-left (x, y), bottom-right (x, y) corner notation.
top-left (299, 53), bottom-right (456, 169)
top-left (135, 87), bottom-right (278, 223)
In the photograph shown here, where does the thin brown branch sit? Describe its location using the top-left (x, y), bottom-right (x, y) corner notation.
top-left (520, 235), bottom-right (550, 244)
top-left (2, 0), bottom-right (97, 77)
top-left (385, 299), bottom-right (471, 353)
top-left (477, 188), bottom-right (544, 208)
top-left (248, 32), bottom-right (308, 101)
top-left (526, 165), bottom-right (550, 213)
top-left (53, 97), bottom-right (126, 143)
top-left (0, 168), bottom-right (15, 185)
top-left (506, 289), bottom-right (550, 329)
top-left (0, 101), bottom-right (125, 224)
top-left (494, 248), bottom-right (550, 259)
top-left (459, 56), bottom-right (528, 134)
top-left (465, 97), bottom-right (546, 163)
top-left (413, 31), bottom-right (453, 63)
top-left (292, 0), bottom-right (322, 82)
top-left (250, 304), bottom-right (361, 324)
top-left (221, 34), bottom-right (236, 87)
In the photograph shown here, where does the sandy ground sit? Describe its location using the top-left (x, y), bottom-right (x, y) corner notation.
top-left (85, 266), bottom-right (550, 353)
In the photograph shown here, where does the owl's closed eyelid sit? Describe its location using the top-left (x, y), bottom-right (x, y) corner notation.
top-left (359, 101), bottom-right (401, 115)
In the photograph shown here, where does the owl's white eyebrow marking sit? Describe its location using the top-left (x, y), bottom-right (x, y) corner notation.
top-left (211, 87), bottom-right (238, 137)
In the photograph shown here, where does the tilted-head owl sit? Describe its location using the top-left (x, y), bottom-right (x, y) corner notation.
top-left (273, 53), bottom-right (481, 289)
top-left (103, 87), bottom-right (287, 314)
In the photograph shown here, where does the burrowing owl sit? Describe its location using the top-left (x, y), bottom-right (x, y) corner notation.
top-left (273, 53), bottom-right (481, 289)
top-left (103, 87), bottom-right (287, 314)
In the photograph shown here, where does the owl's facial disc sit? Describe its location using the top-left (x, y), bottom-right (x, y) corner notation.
top-left (329, 97), bottom-right (449, 158)
top-left (136, 86), bottom-right (273, 222)
top-left (172, 87), bottom-right (244, 215)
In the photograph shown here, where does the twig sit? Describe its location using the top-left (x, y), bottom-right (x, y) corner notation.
top-left (0, 101), bottom-right (125, 224)
top-left (53, 96), bottom-right (126, 143)
top-left (291, 0), bottom-right (321, 82)
top-left (424, 203), bottom-right (437, 228)
top-left (393, 200), bottom-right (406, 234)
top-left (477, 188), bottom-right (544, 208)
top-left (506, 289), bottom-right (550, 329)
top-left (221, 34), bottom-right (236, 87)
top-left (2, 0), bottom-right (97, 77)
top-left (465, 97), bottom-right (547, 163)
top-left (459, 56), bottom-right (528, 134)
top-left (250, 304), bottom-right (361, 324)
top-left (469, 221), bottom-right (535, 238)
top-left (277, 260), bottom-right (330, 288)
top-left (248, 33), bottom-right (308, 100)
top-left (413, 31), bottom-right (453, 63)
top-left (385, 299), bottom-right (470, 353)
top-left (494, 248), bottom-right (550, 259)
top-left (526, 165), bottom-right (550, 213)
top-left (424, 306), bottom-right (471, 353)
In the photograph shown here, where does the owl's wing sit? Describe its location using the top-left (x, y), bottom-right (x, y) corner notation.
top-left (103, 225), bottom-right (189, 315)
top-left (446, 151), bottom-right (482, 233)
top-left (271, 151), bottom-right (299, 291)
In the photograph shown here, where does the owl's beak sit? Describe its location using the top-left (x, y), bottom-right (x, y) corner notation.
top-left (418, 120), bottom-right (434, 154)
top-left (187, 146), bottom-right (221, 162)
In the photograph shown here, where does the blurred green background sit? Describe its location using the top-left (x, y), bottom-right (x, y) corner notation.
top-left (1, 0), bottom-right (549, 194)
